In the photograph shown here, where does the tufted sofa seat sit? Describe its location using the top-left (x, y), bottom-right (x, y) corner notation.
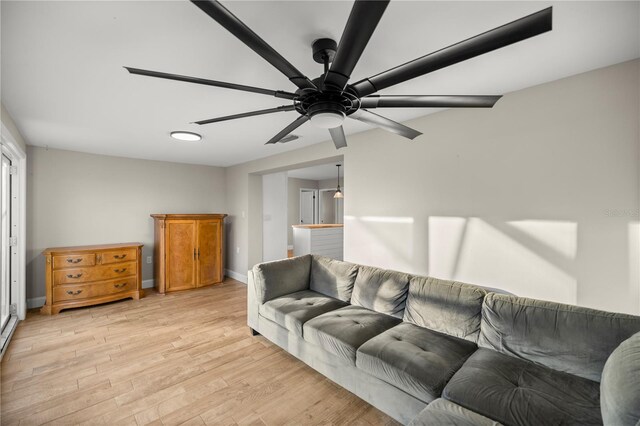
top-left (247, 255), bottom-right (640, 425)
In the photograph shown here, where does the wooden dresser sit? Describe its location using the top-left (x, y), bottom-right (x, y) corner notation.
top-left (41, 243), bottom-right (144, 315)
top-left (151, 214), bottom-right (226, 294)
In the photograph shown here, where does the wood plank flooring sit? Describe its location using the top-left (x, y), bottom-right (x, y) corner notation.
top-left (0, 279), bottom-right (398, 425)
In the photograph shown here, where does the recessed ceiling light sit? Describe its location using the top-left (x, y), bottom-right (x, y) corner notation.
top-left (170, 131), bottom-right (202, 141)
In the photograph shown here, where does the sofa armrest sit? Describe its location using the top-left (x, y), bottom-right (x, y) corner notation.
top-left (247, 269), bottom-right (259, 331)
top-left (601, 331), bottom-right (640, 425)
top-left (251, 255), bottom-right (312, 304)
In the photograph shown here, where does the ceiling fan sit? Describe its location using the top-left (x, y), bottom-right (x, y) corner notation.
top-left (125, 1), bottom-right (552, 149)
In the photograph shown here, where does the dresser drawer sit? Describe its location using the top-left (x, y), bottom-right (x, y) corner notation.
top-left (54, 277), bottom-right (138, 302)
top-left (53, 261), bottom-right (136, 285)
top-left (99, 249), bottom-right (137, 265)
top-left (53, 253), bottom-right (96, 269)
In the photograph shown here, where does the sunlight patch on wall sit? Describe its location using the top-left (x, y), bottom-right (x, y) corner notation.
top-left (360, 216), bottom-right (415, 224)
top-left (629, 221), bottom-right (640, 314)
top-left (345, 215), bottom-right (414, 272)
top-left (507, 220), bottom-right (577, 259)
top-left (429, 217), bottom-right (578, 304)
top-left (428, 217), bottom-right (467, 279)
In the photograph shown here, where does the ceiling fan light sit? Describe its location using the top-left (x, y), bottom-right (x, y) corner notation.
top-left (170, 131), bottom-right (202, 141)
top-left (309, 111), bottom-right (345, 129)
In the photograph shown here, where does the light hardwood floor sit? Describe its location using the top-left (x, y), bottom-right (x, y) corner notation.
top-left (0, 279), bottom-right (398, 425)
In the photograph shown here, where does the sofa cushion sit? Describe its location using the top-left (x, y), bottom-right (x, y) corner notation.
top-left (443, 348), bottom-right (602, 426)
top-left (351, 265), bottom-right (410, 318)
top-left (356, 322), bottom-right (477, 403)
top-left (601, 331), bottom-right (640, 426)
top-left (479, 293), bottom-right (640, 382)
top-left (252, 255), bottom-right (311, 303)
top-left (404, 276), bottom-right (487, 342)
top-left (408, 398), bottom-right (502, 426)
top-left (260, 290), bottom-right (349, 336)
top-left (310, 256), bottom-right (359, 302)
top-left (303, 305), bottom-right (401, 363)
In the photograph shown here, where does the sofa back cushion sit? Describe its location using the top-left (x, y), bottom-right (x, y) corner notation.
top-left (600, 331), bottom-right (640, 425)
top-left (351, 265), bottom-right (410, 318)
top-left (403, 276), bottom-right (487, 342)
top-left (310, 255), bottom-right (358, 302)
top-left (253, 255), bottom-right (311, 304)
top-left (479, 293), bottom-right (640, 382)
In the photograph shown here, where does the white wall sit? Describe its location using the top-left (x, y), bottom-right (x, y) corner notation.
top-left (262, 172), bottom-right (288, 261)
top-left (225, 59), bottom-right (640, 315)
top-left (27, 147), bottom-right (226, 301)
top-left (1, 103), bottom-right (27, 154)
top-left (318, 177), bottom-right (343, 191)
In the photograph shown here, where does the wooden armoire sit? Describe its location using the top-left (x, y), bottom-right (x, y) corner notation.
top-left (151, 214), bottom-right (226, 294)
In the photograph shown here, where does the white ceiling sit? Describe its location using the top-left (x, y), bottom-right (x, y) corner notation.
top-left (288, 163), bottom-right (342, 181)
top-left (1, 1), bottom-right (638, 167)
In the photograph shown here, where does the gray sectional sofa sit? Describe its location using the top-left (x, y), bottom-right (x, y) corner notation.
top-left (247, 254), bottom-right (640, 425)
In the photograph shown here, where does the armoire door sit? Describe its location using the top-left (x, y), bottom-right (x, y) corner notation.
top-left (165, 220), bottom-right (197, 291)
top-left (197, 220), bottom-right (221, 286)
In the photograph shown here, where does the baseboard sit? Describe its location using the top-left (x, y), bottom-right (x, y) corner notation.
top-left (27, 296), bottom-right (46, 309)
top-left (225, 269), bottom-right (247, 284)
top-left (142, 279), bottom-right (155, 289)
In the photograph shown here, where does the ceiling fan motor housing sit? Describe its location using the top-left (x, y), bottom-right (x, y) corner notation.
top-left (312, 38), bottom-right (338, 64)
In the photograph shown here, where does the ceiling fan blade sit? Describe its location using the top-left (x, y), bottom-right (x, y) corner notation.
top-left (350, 109), bottom-right (422, 140)
top-left (351, 7), bottom-right (552, 97)
top-left (328, 126), bottom-right (348, 149)
top-left (191, 0), bottom-right (316, 90)
top-left (360, 95), bottom-right (502, 109)
top-left (194, 105), bottom-right (296, 125)
top-left (124, 67), bottom-right (297, 100)
top-left (265, 115), bottom-right (310, 144)
top-left (323, 0), bottom-right (389, 90)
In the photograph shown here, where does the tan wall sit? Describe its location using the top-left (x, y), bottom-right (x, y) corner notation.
top-left (287, 178), bottom-right (319, 246)
top-left (225, 59), bottom-right (640, 314)
top-left (27, 147), bottom-right (226, 301)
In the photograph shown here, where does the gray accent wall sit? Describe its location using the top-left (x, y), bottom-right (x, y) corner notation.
top-left (225, 59), bottom-right (640, 315)
top-left (27, 147), bottom-right (226, 300)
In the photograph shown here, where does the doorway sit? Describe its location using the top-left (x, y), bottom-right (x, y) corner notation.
top-left (299, 189), bottom-right (318, 225)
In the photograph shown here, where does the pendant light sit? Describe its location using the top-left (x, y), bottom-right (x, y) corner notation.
top-left (334, 164), bottom-right (344, 199)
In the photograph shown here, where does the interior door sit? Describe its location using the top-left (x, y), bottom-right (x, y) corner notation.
top-left (300, 189), bottom-right (316, 225)
top-left (0, 154), bottom-right (10, 331)
top-left (197, 220), bottom-right (221, 286)
top-left (165, 220), bottom-right (197, 291)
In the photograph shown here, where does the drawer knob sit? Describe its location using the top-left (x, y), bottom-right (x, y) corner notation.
top-left (114, 283), bottom-right (127, 289)
top-left (114, 268), bottom-right (127, 273)
top-left (66, 290), bottom-right (83, 296)
top-left (66, 273), bottom-right (83, 279)
top-left (113, 254), bottom-right (127, 260)
top-left (66, 258), bottom-right (82, 264)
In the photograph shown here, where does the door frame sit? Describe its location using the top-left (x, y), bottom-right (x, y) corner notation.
top-left (299, 188), bottom-right (318, 225)
top-left (0, 122), bottom-right (26, 358)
